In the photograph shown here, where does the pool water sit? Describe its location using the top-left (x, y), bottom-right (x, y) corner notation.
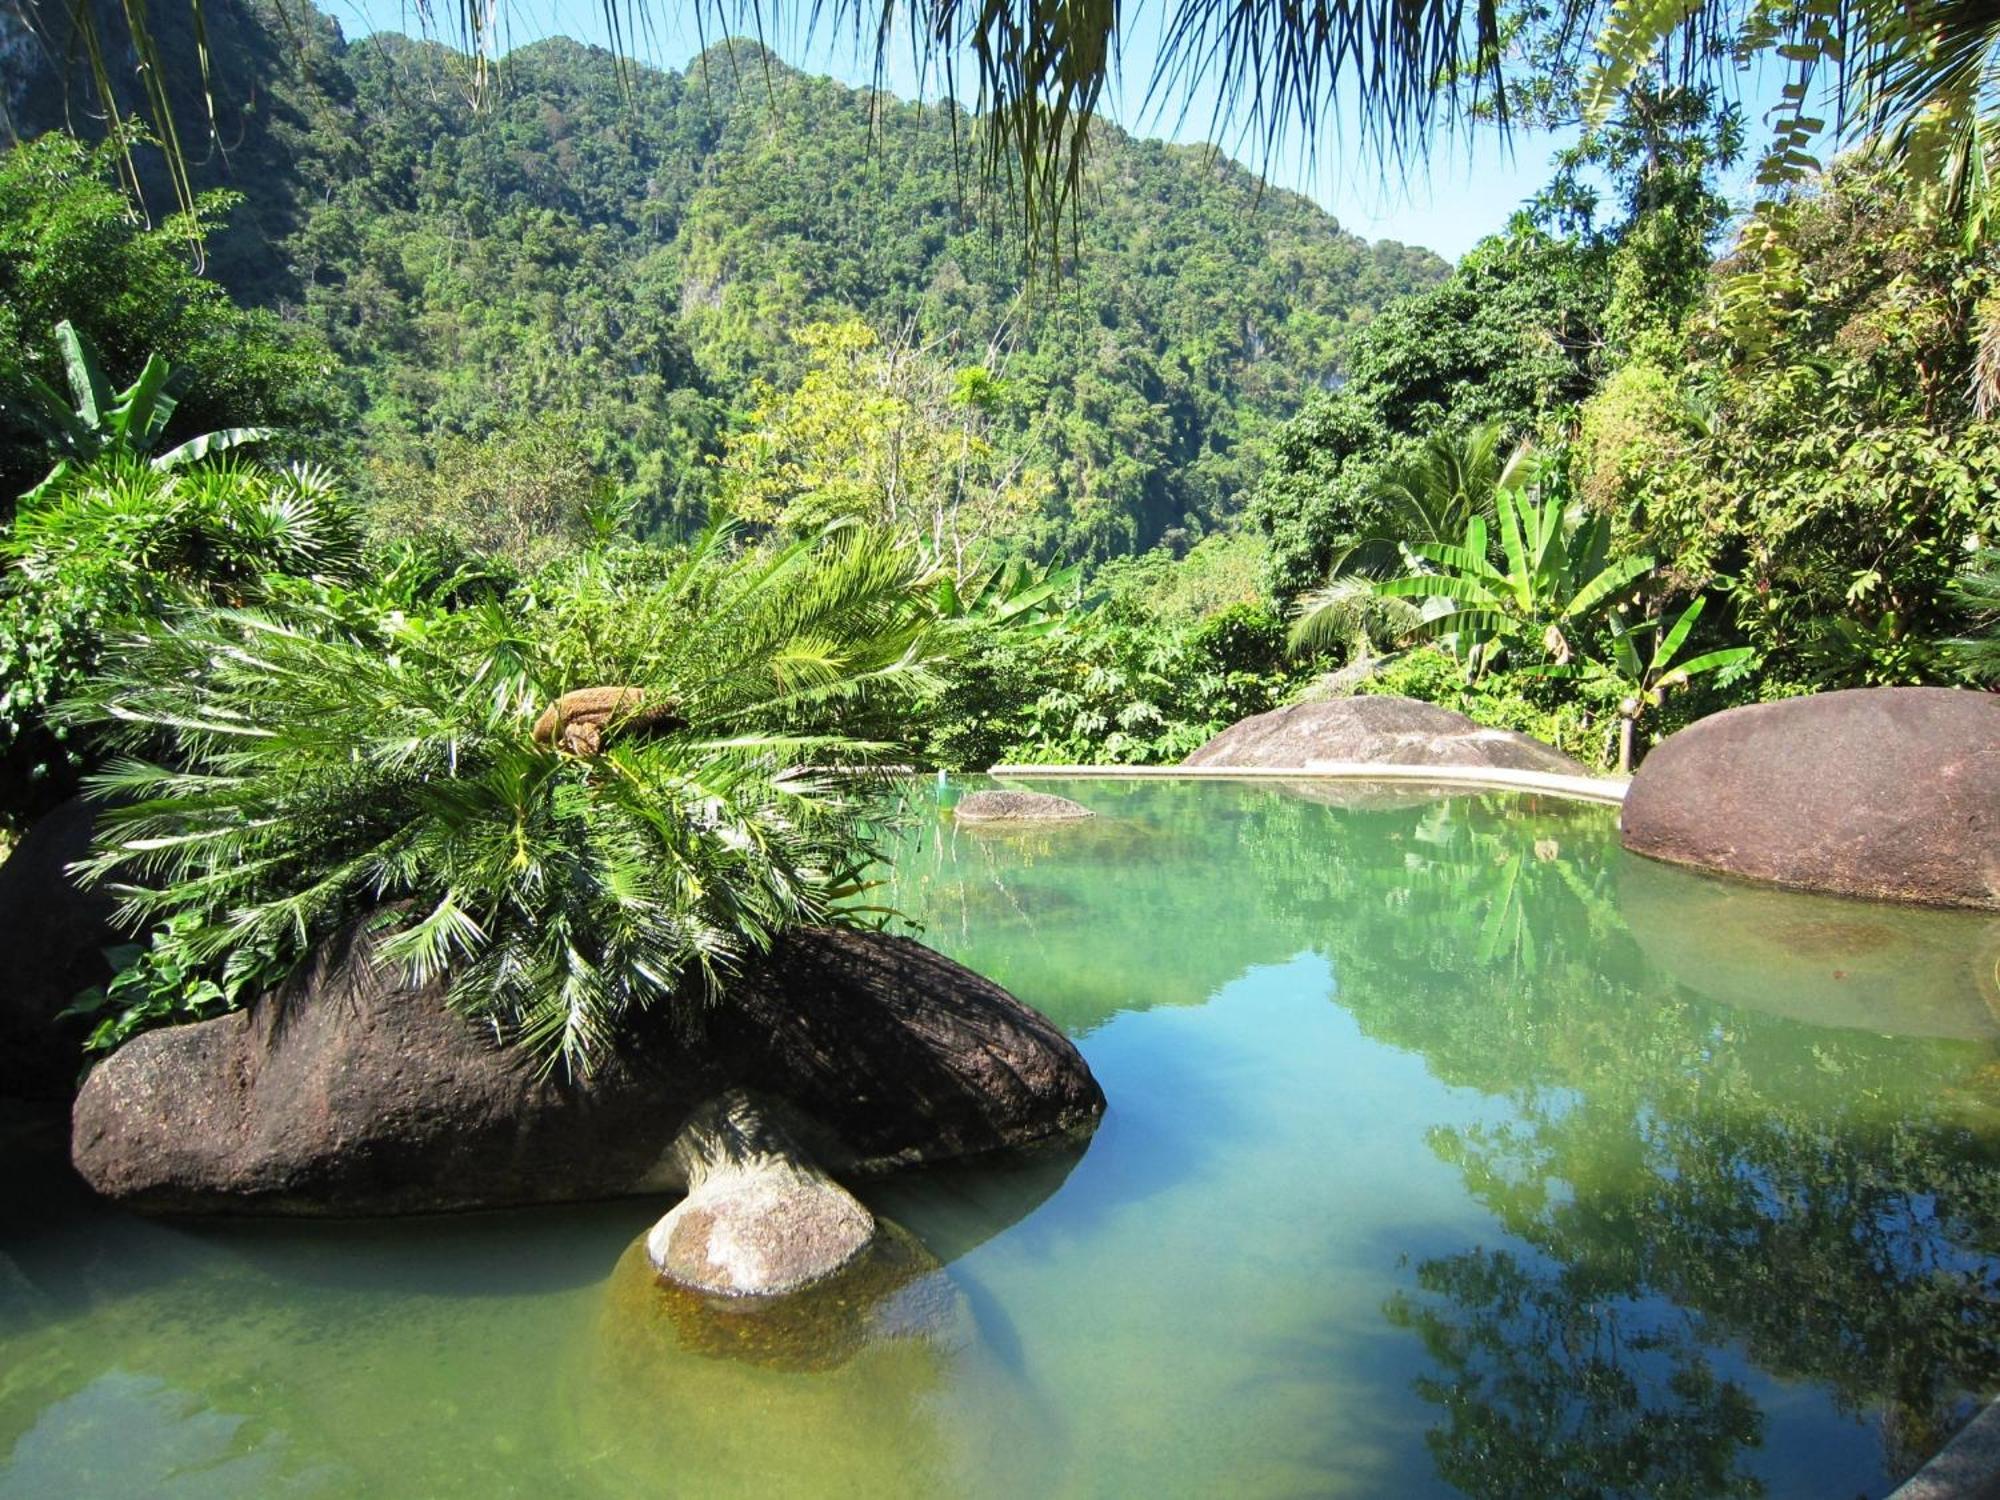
top-left (6, 778), bottom-right (2000, 1498)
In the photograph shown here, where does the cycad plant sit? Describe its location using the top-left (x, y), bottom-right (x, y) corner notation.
top-left (68, 519), bottom-right (957, 1077)
top-left (0, 454), bottom-right (362, 827)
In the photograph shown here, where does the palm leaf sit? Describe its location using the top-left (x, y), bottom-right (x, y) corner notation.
top-left (1671, 645), bottom-right (1754, 676)
top-left (54, 319), bottom-right (111, 428)
top-left (153, 428), bottom-right (275, 469)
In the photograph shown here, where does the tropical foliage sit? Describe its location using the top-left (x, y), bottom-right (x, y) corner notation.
top-left (1524, 598), bottom-right (1755, 771)
top-left (5, 0), bottom-right (1999, 1068)
top-left (68, 519), bottom-right (958, 1076)
top-left (1371, 487), bottom-right (1655, 678)
top-left (4, 14), bottom-right (1443, 559)
top-left (0, 131), bottom-right (338, 505)
top-left (18, 321), bottom-right (272, 501)
top-left (0, 446), bottom-right (361, 826)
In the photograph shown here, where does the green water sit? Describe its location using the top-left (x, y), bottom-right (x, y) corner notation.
top-left (7, 778), bottom-right (2000, 1499)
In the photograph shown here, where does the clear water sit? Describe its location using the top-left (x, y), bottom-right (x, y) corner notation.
top-left (6, 777), bottom-right (2000, 1499)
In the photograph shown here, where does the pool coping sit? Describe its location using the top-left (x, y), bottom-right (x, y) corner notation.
top-left (1889, 1399), bottom-right (2000, 1498)
top-left (985, 762), bottom-right (1631, 807)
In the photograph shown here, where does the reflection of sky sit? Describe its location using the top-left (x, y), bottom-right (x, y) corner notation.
top-left (0, 1371), bottom-right (342, 1498)
top-left (317, 0), bottom-right (1798, 259)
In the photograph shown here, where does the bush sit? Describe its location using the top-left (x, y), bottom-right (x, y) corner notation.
top-left (923, 600), bottom-right (1302, 768)
top-left (69, 520), bottom-right (960, 1075)
top-left (0, 456), bottom-right (361, 826)
top-left (1355, 647), bottom-right (1615, 768)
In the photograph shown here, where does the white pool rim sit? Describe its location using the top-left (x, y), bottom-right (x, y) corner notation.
top-left (985, 762), bottom-right (1630, 807)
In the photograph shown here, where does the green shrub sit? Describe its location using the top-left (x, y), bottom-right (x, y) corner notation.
top-left (0, 455), bottom-right (361, 826)
top-left (1355, 647), bottom-right (1614, 768)
top-left (924, 600), bottom-right (1303, 768)
top-left (69, 520), bottom-right (959, 1075)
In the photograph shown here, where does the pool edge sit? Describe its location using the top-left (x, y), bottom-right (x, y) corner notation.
top-left (1890, 1399), bottom-right (2000, 1499)
top-left (985, 763), bottom-right (1631, 807)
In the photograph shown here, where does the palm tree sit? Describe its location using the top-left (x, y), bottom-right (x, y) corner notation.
top-left (1288, 426), bottom-right (1540, 659)
top-left (1523, 595), bottom-right (1752, 772)
top-left (1335, 423), bottom-right (1519, 575)
top-left (19, 322), bottom-right (271, 502)
top-left (1370, 486), bottom-right (1656, 677)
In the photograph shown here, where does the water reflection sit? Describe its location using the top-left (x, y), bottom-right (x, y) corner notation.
top-left (6, 781), bottom-right (1999, 1499)
top-left (1383, 1249), bottom-right (1766, 1499)
top-left (1619, 855), bottom-right (2000, 1040)
top-left (576, 1229), bottom-right (1056, 1499)
top-left (884, 778), bottom-right (2000, 1496)
top-left (1275, 793), bottom-right (2000, 1494)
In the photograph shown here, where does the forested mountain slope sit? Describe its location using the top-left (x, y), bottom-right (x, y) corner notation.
top-left (4, 1), bottom-right (1445, 552)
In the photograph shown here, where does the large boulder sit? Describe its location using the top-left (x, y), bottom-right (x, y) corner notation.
top-left (0, 799), bottom-right (120, 1101)
top-left (70, 924), bottom-right (1105, 1215)
top-left (1184, 696), bottom-right (1589, 775)
top-left (1622, 687), bottom-right (2000, 910)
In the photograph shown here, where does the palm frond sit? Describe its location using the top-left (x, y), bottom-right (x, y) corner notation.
top-left (70, 522), bottom-right (958, 1077)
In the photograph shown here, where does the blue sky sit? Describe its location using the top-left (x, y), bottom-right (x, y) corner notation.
top-left (319, 0), bottom-right (1707, 260)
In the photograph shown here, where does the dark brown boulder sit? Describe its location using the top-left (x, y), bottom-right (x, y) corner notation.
top-left (954, 789), bottom-right (1094, 824)
top-left (70, 925), bottom-right (1105, 1215)
top-left (1184, 696), bottom-right (1589, 775)
top-left (0, 799), bottom-right (121, 1101)
top-left (1621, 687), bottom-right (2000, 910)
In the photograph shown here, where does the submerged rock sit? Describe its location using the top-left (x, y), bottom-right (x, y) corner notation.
top-left (1622, 687), bottom-right (2000, 910)
top-left (1185, 697), bottom-right (1588, 775)
top-left (954, 790), bottom-right (1094, 824)
top-left (617, 1219), bottom-right (962, 1372)
top-left (0, 798), bottom-right (119, 1101)
top-left (71, 925), bottom-right (1104, 1215)
top-left (646, 1092), bottom-right (875, 1297)
top-left (1618, 854), bottom-right (2000, 1040)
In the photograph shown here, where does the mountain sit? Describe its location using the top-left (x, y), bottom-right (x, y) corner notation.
top-left (4, 0), bottom-right (1448, 555)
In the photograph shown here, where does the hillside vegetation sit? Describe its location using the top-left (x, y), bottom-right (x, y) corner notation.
top-left (4, 3), bottom-right (1443, 554)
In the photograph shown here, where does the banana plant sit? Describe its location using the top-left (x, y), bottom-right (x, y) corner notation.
top-left (935, 553), bottom-right (1079, 638)
top-left (1524, 596), bottom-right (1754, 773)
top-left (1371, 486), bottom-right (1657, 678)
top-left (18, 321), bottom-right (271, 502)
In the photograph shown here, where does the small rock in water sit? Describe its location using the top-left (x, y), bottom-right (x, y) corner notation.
top-left (646, 1092), bottom-right (875, 1297)
top-left (609, 1218), bottom-right (965, 1373)
top-left (955, 790), bottom-right (1094, 824)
